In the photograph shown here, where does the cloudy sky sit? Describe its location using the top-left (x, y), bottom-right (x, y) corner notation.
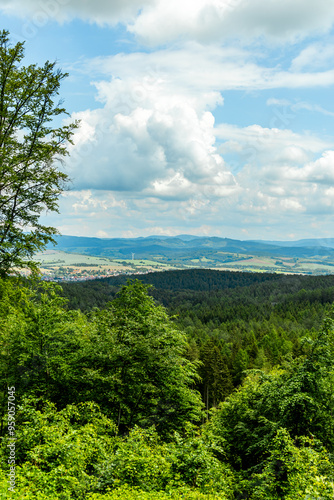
top-left (2, 0), bottom-right (334, 240)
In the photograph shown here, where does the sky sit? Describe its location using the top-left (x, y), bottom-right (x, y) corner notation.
top-left (1, 0), bottom-right (334, 241)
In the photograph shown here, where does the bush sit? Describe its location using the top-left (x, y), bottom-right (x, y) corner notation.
top-left (246, 429), bottom-right (334, 499)
top-left (0, 399), bottom-right (117, 499)
top-left (96, 425), bottom-right (234, 496)
top-left (96, 427), bottom-right (172, 492)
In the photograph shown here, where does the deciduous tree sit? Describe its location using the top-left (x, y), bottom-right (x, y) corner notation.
top-left (80, 280), bottom-right (204, 435)
top-left (0, 30), bottom-right (77, 276)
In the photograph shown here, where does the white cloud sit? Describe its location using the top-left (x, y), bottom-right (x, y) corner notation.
top-left (64, 49), bottom-right (245, 202)
top-left (3, 0), bottom-right (334, 47)
top-left (267, 97), bottom-right (334, 118)
top-left (2, 0), bottom-right (334, 241)
top-left (61, 190), bottom-right (127, 214)
top-left (49, 189), bottom-right (129, 237)
top-left (283, 151), bottom-right (334, 184)
top-left (96, 230), bottom-right (108, 238)
top-left (149, 173), bottom-right (193, 200)
top-left (266, 98), bottom-right (291, 107)
top-left (87, 44), bottom-right (334, 102)
top-left (0, 0), bottom-right (156, 25)
top-left (217, 123), bottom-right (330, 165)
top-left (279, 199), bottom-right (304, 212)
top-left (211, 121), bottom-right (334, 222)
top-left (60, 41), bottom-right (334, 237)
top-left (129, 0), bottom-right (334, 46)
top-left (66, 88), bottom-right (235, 200)
top-left (87, 44), bottom-right (265, 93)
top-left (291, 43), bottom-right (334, 72)
top-left (291, 102), bottom-right (334, 117)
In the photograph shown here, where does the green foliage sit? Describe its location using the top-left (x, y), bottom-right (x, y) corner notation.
top-left (0, 30), bottom-right (78, 275)
top-left (0, 474), bottom-right (230, 500)
top-left (2, 275), bottom-right (334, 498)
top-left (0, 279), bottom-right (203, 437)
top-left (97, 424), bottom-right (234, 494)
top-left (61, 270), bottom-right (334, 399)
top-left (77, 280), bottom-right (204, 434)
top-left (91, 487), bottom-right (231, 499)
top-left (0, 399), bottom-right (116, 499)
top-left (96, 426), bottom-right (172, 492)
top-left (208, 314), bottom-right (334, 476)
top-left (0, 278), bottom-right (89, 431)
top-left (199, 339), bottom-right (234, 411)
top-left (168, 424), bottom-right (233, 494)
top-left (0, 398), bottom-right (232, 499)
top-left (245, 429), bottom-right (334, 499)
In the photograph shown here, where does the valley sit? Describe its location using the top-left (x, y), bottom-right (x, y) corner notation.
top-left (30, 235), bottom-right (334, 280)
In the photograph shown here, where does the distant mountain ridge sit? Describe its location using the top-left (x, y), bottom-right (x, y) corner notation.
top-left (253, 238), bottom-right (334, 248)
top-left (46, 234), bottom-right (334, 260)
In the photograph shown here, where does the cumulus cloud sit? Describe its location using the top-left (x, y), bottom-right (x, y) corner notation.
top-left (50, 189), bottom-right (129, 237)
top-left (212, 121), bottom-right (334, 221)
top-left (62, 190), bottom-right (127, 214)
top-left (63, 93), bottom-right (334, 235)
top-left (64, 43), bottom-right (297, 206)
top-left (129, 0), bottom-right (334, 45)
top-left (284, 151), bottom-right (334, 184)
top-left (65, 70), bottom-right (236, 201)
top-left (2, 0), bottom-right (334, 240)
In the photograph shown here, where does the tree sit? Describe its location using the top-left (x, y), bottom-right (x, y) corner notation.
top-left (76, 280), bottom-right (204, 435)
top-left (0, 277), bottom-right (89, 435)
top-left (208, 314), bottom-right (334, 474)
top-left (0, 30), bottom-right (78, 276)
top-left (199, 339), bottom-right (233, 413)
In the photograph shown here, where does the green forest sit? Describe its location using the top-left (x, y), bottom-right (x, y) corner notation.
top-left (2, 270), bottom-right (334, 498)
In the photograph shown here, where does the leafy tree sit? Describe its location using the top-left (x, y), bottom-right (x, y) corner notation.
top-left (0, 398), bottom-right (117, 499)
top-left (0, 277), bottom-right (91, 435)
top-left (1, 279), bottom-right (203, 438)
top-left (208, 314), bottom-right (334, 473)
top-left (0, 30), bottom-right (77, 276)
top-left (0, 276), bottom-right (29, 435)
top-left (244, 429), bottom-right (334, 499)
top-left (76, 280), bottom-right (204, 435)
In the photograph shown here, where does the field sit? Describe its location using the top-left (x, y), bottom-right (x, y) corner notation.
top-left (215, 254), bottom-right (334, 274)
top-left (174, 253), bottom-right (334, 275)
top-left (33, 250), bottom-right (177, 281)
top-left (26, 247), bottom-right (334, 281)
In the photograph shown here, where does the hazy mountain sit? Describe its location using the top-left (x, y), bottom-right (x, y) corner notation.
top-left (255, 238), bottom-right (334, 249)
top-left (46, 235), bottom-right (334, 260)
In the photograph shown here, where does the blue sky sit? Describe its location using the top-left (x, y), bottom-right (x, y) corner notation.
top-left (1, 0), bottom-right (334, 241)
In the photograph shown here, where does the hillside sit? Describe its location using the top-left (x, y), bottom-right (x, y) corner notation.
top-left (61, 267), bottom-right (334, 312)
top-left (48, 234), bottom-right (334, 258)
top-left (45, 235), bottom-right (334, 275)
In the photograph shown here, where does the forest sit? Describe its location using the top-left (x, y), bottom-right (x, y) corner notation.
top-left (1, 270), bottom-right (334, 498)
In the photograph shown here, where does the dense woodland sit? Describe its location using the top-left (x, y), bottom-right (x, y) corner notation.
top-left (62, 270), bottom-right (334, 415)
top-left (1, 270), bottom-right (334, 498)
